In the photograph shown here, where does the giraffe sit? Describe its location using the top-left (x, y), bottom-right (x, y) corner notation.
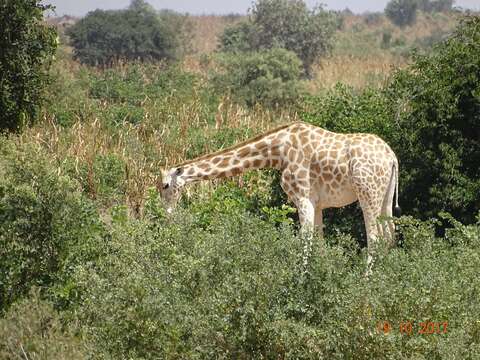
top-left (158, 122), bottom-right (400, 269)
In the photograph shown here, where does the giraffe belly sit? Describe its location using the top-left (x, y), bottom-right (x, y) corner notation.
top-left (312, 180), bottom-right (358, 208)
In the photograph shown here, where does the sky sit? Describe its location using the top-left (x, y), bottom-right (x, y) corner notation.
top-left (47, 0), bottom-right (480, 17)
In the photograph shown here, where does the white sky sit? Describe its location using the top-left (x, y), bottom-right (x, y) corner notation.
top-left (47, 0), bottom-right (480, 16)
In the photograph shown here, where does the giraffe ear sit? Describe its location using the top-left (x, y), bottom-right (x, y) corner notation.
top-left (175, 167), bottom-right (184, 176)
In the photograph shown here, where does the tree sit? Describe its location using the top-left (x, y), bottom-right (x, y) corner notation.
top-left (211, 48), bottom-right (305, 107)
top-left (66, 0), bottom-right (190, 66)
top-left (417, 0), bottom-right (454, 12)
top-left (387, 15), bottom-right (480, 223)
top-left (385, 0), bottom-right (418, 27)
top-left (219, 0), bottom-right (338, 77)
top-left (0, 0), bottom-right (57, 132)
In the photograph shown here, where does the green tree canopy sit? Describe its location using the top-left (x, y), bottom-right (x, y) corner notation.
top-left (211, 48), bottom-right (305, 107)
top-left (219, 0), bottom-right (338, 77)
top-left (385, 0), bottom-right (418, 27)
top-left (0, 0), bottom-right (57, 132)
top-left (388, 15), bottom-right (480, 223)
top-left (66, 0), bottom-right (190, 66)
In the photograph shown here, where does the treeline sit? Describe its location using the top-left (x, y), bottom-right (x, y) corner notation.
top-left (386, 0), bottom-right (455, 27)
top-left (66, 0), bottom-right (191, 66)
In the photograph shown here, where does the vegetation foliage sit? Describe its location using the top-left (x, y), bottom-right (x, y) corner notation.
top-left (385, 0), bottom-right (419, 27)
top-left (0, 0), bottom-right (57, 132)
top-left (0, 0), bottom-right (479, 357)
top-left (385, 0), bottom-right (454, 27)
top-left (210, 48), bottom-right (305, 107)
top-left (66, 0), bottom-right (191, 66)
top-left (219, 0), bottom-right (338, 76)
top-left (417, 0), bottom-right (454, 13)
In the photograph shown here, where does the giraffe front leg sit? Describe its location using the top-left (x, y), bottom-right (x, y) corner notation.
top-left (297, 197), bottom-right (315, 234)
top-left (281, 169), bottom-right (314, 233)
top-left (297, 198), bottom-right (315, 269)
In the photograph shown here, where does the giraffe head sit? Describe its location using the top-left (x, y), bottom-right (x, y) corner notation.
top-left (158, 167), bottom-right (185, 213)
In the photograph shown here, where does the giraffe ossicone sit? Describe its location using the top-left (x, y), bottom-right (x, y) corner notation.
top-left (159, 122), bottom-right (400, 268)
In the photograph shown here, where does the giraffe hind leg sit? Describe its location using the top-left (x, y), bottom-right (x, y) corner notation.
top-left (360, 201), bottom-right (382, 275)
top-left (351, 170), bottom-right (383, 274)
top-left (381, 167), bottom-right (396, 247)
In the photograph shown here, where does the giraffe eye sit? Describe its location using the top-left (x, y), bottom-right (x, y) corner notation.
top-left (162, 183), bottom-right (169, 190)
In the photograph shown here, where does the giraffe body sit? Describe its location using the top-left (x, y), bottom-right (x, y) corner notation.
top-left (159, 122), bottom-right (400, 268)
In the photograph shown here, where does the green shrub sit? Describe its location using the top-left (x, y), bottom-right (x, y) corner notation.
top-left (301, 84), bottom-right (393, 137)
top-left (381, 30), bottom-right (393, 49)
top-left (0, 0), bottom-right (57, 132)
top-left (385, 0), bottom-right (418, 27)
top-left (66, 0), bottom-right (191, 66)
top-left (220, 21), bottom-right (256, 53)
top-left (0, 139), bottom-right (105, 311)
top-left (219, 0), bottom-right (338, 76)
top-left (60, 153), bottom-right (128, 208)
top-left (387, 15), bottom-right (480, 224)
top-left (43, 62), bottom-right (201, 128)
top-left (92, 154), bottom-right (127, 203)
top-left (211, 48), bottom-right (305, 107)
top-left (88, 63), bottom-right (198, 105)
top-left (68, 204), bottom-right (480, 358)
top-left (0, 289), bottom-right (88, 359)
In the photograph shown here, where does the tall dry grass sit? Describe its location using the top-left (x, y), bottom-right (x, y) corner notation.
top-left (309, 54), bottom-right (404, 91)
top-left (189, 15), bottom-right (242, 54)
top-left (19, 72), bottom-right (297, 216)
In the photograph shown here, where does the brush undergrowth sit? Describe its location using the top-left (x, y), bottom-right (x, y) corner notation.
top-left (1, 140), bottom-right (479, 358)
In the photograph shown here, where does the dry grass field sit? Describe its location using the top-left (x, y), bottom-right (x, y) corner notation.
top-left (185, 11), bottom-right (459, 90)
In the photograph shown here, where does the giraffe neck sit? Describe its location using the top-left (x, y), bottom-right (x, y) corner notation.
top-left (175, 132), bottom-right (287, 184)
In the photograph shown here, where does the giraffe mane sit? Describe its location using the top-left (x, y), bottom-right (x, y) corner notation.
top-left (173, 122), bottom-right (294, 168)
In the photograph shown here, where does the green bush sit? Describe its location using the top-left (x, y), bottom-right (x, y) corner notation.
top-left (0, 289), bottom-right (87, 359)
top-left (0, 0), bottom-right (57, 132)
top-left (68, 203), bottom-right (480, 358)
top-left (45, 64), bottom-right (89, 127)
top-left (387, 15), bottom-right (480, 224)
top-left (87, 63), bottom-right (198, 106)
top-left (385, 0), bottom-right (418, 27)
top-left (219, 0), bottom-right (338, 76)
top-left (62, 153), bottom-right (126, 207)
top-left (301, 84), bottom-right (393, 137)
top-left (66, 0), bottom-right (191, 66)
top-left (44, 62), bottom-right (200, 128)
top-left (211, 48), bottom-right (305, 107)
top-left (0, 139), bottom-right (105, 311)
top-left (364, 12), bottom-right (383, 25)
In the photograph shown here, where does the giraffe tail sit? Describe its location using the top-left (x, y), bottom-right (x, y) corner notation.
top-left (393, 162), bottom-right (401, 217)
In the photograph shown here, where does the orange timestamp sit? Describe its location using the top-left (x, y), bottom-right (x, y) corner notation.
top-left (376, 321), bottom-right (448, 335)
